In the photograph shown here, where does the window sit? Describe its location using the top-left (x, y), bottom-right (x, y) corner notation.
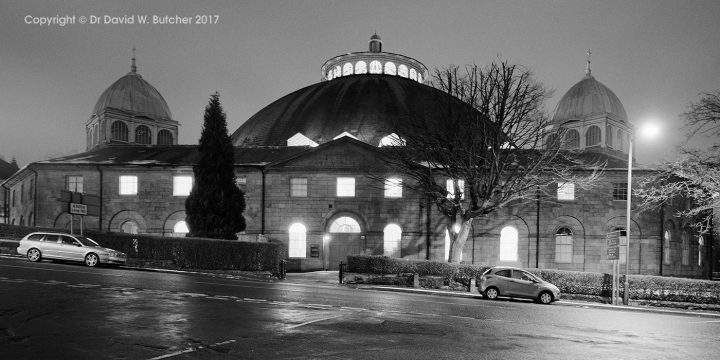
top-left (111, 121), bottom-right (129, 142)
top-left (698, 236), bottom-right (704, 267)
top-left (290, 178), bottom-right (308, 197)
top-left (121, 220), bottom-right (139, 234)
top-left (565, 129), bottom-right (580, 148)
top-left (446, 179), bottom-right (465, 199)
top-left (20, 184), bottom-right (24, 202)
top-left (355, 61), bottom-right (367, 74)
top-left (379, 133), bottom-right (405, 147)
top-left (444, 229), bottom-right (451, 262)
top-left (384, 178), bottom-right (402, 198)
top-left (11, 190), bottom-right (15, 206)
top-left (135, 125), bottom-right (151, 145)
top-left (157, 129), bottom-right (174, 145)
top-left (499, 226), bottom-right (518, 261)
top-left (326, 70), bottom-right (333, 81)
top-left (663, 230), bottom-right (671, 265)
top-left (383, 224), bottom-right (402, 257)
top-left (329, 217), bottom-right (361, 233)
top-left (384, 62), bottom-right (396, 75)
top-left (585, 125), bottom-right (601, 146)
top-left (173, 175), bottom-right (193, 196)
top-left (555, 227), bottom-right (573, 263)
top-left (681, 230), bottom-right (690, 266)
top-left (557, 182), bottom-right (575, 201)
top-left (67, 176), bottom-right (83, 193)
top-left (288, 223), bottom-right (307, 258)
top-left (333, 65), bottom-right (341, 78)
top-left (617, 130), bottom-right (624, 151)
top-left (29, 179), bottom-right (34, 200)
top-left (615, 228), bottom-right (628, 263)
top-left (235, 177), bottom-right (247, 190)
top-left (613, 183), bottom-right (628, 201)
top-left (343, 62), bottom-right (353, 76)
top-left (417, 73), bottom-right (423, 83)
top-left (369, 60), bottom-right (382, 74)
top-left (398, 65), bottom-right (408, 77)
top-left (606, 125), bottom-right (613, 147)
top-left (336, 177), bottom-right (355, 197)
top-left (409, 68), bottom-right (417, 81)
top-left (173, 221), bottom-right (189, 237)
top-left (119, 175), bottom-right (138, 195)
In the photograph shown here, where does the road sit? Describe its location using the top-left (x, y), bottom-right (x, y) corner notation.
top-left (1, 256), bottom-right (719, 359)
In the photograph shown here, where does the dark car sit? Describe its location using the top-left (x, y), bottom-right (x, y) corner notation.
top-left (479, 266), bottom-right (561, 304)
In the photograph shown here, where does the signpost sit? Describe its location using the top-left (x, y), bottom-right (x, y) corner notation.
top-left (60, 190), bottom-right (99, 235)
top-left (607, 231), bottom-right (621, 305)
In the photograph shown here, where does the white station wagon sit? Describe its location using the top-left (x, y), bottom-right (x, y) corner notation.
top-left (17, 232), bottom-right (127, 267)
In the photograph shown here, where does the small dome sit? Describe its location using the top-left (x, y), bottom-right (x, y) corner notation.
top-left (551, 75), bottom-right (627, 124)
top-left (370, 33), bottom-right (381, 40)
top-left (92, 71), bottom-right (172, 121)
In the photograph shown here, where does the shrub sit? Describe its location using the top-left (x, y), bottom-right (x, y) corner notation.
top-left (347, 255), bottom-right (489, 283)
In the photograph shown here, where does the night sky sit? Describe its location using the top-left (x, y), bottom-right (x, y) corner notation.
top-left (2, 0), bottom-right (719, 167)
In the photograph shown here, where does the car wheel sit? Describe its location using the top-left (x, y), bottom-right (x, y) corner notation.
top-left (484, 287), bottom-right (500, 300)
top-left (84, 253), bottom-right (99, 267)
top-left (538, 291), bottom-right (554, 304)
top-left (27, 248), bottom-right (42, 262)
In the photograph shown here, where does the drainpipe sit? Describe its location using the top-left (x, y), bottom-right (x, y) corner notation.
top-left (536, 187), bottom-right (540, 268)
top-left (95, 165), bottom-right (104, 231)
top-left (260, 166), bottom-right (266, 235)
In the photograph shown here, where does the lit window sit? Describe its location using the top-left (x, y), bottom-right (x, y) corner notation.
top-left (409, 68), bottom-right (417, 80)
top-left (417, 73), bottom-right (423, 83)
top-left (398, 65), bottom-right (408, 77)
top-left (613, 183), bottom-right (628, 201)
top-left (663, 230), bottom-right (671, 264)
top-left (329, 217), bottom-right (361, 233)
top-left (67, 176), bottom-right (84, 193)
top-left (384, 62), bottom-right (396, 75)
top-left (384, 178), bottom-right (402, 198)
top-left (383, 224), bottom-right (402, 257)
top-left (698, 236), bottom-right (704, 267)
top-left (326, 70), bottom-right (333, 81)
top-left (336, 177), bottom-right (355, 197)
top-left (173, 221), bottom-right (189, 237)
top-left (446, 179), bottom-right (465, 199)
top-left (343, 63), bottom-right (353, 76)
top-left (288, 223), bottom-right (307, 258)
top-left (557, 182), bottom-right (575, 201)
top-left (119, 175), bottom-right (138, 195)
top-left (555, 227), bottom-right (573, 263)
top-left (499, 226), bottom-right (518, 261)
top-left (333, 65), bottom-right (341, 78)
top-left (379, 133), bottom-right (405, 147)
top-left (355, 61), bottom-right (367, 74)
top-left (586, 125), bottom-right (601, 146)
top-left (290, 178), bottom-right (308, 197)
top-left (135, 125), bottom-right (151, 145)
top-left (173, 175), bottom-right (193, 196)
top-left (369, 60), bottom-right (382, 74)
top-left (121, 220), bottom-right (139, 234)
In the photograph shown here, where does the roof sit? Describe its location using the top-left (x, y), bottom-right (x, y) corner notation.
top-left (551, 75), bottom-right (627, 124)
top-left (0, 157), bottom-right (19, 179)
top-left (92, 71), bottom-right (173, 121)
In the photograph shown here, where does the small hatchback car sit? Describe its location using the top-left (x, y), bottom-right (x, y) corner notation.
top-left (17, 232), bottom-right (127, 267)
top-left (479, 266), bottom-right (560, 304)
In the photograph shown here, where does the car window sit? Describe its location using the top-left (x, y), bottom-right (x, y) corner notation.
top-left (27, 233), bottom-right (44, 241)
top-left (42, 235), bottom-right (60, 243)
top-left (76, 236), bottom-right (99, 247)
top-left (495, 269), bottom-right (511, 278)
top-left (520, 272), bottom-right (535, 281)
top-left (511, 270), bottom-right (525, 280)
top-left (61, 236), bottom-right (79, 245)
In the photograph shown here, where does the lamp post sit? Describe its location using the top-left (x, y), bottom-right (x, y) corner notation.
top-left (623, 139), bottom-right (633, 306)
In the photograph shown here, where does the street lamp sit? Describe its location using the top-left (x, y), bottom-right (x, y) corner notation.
top-left (623, 122), bottom-right (660, 305)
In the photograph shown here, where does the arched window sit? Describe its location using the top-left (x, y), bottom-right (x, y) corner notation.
top-left (333, 65), bottom-right (341, 78)
top-left (409, 68), bottom-right (417, 81)
top-left (565, 129), bottom-right (580, 148)
top-left (157, 129), bottom-right (173, 145)
top-left (326, 70), bottom-right (334, 81)
top-left (93, 124), bottom-right (99, 145)
top-left (663, 230), bottom-right (671, 264)
top-left (417, 73), bottom-right (423, 83)
top-left (329, 216), bottom-right (361, 233)
top-left (121, 220), bottom-right (139, 234)
top-left (135, 125), bottom-right (152, 145)
top-left (444, 229), bottom-right (451, 262)
top-left (383, 224), bottom-right (402, 257)
top-left (606, 125), bottom-right (613, 147)
top-left (111, 121), bottom-right (129, 142)
top-left (343, 62), bottom-right (353, 76)
top-left (613, 227), bottom-right (628, 263)
top-left (369, 61), bottom-right (382, 74)
top-left (288, 223), bottom-right (307, 258)
top-left (379, 133), bottom-right (405, 147)
top-left (698, 236), bottom-right (704, 267)
top-left (398, 65), bottom-right (408, 77)
top-left (681, 229), bottom-right (690, 266)
top-left (546, 134), bottom-right (558, 149)
top-left (585, 125), bottom-right (601, 146)
top-left (384, 62), bottom-right (396, 75)
top-left (616, 130), bottom-right (624, 151)
top-left (499, 226), bottom-right (518, 261)
top-left (173, 221), bottom-right (189, 237)
top-left (555, 227), bottom-right (573, 263)
top-left (355, 61), bottom-right (367, 74)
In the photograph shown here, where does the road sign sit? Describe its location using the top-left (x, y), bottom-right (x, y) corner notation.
top-left (607, 246), bottom-right (619, 260)
top-left (69, 203), bottom-right (88, 215)
top-left (607, 236), bottom-right (619, 247)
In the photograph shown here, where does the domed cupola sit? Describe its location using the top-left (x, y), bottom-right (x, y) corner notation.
top-left (85, 50), bottom-right (179, 150)
top-left (548, 51), bottom-right (633, 158)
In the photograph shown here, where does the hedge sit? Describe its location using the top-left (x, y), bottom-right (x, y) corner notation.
top-left (0, 224), bottom-right (284, 274)
top-left (349, 255), bottom-right (720, 304)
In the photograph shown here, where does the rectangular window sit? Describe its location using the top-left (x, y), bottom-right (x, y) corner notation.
top-left (613, 183), bottom-right (628, 201)
top-left (384, 178), bottom-right (402, 198)
top-left (290, 178), bottom-right (308, 197)
top-left (173, 175), bottom-right (193, 196)
top-left (336, 177), bottom-right (355, 197)
top-left (67, 176), bottom-right (84, 193)
top-left (555, 235), bottom-right (573, 263)
top-left (446, 179), bottom-right (465, 199)
top-left (557, 182), bottom-right (575, 201)
top-left (119, 175), bottom-right (138, 195)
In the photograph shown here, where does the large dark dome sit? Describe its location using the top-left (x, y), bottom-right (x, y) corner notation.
top-left (231, 75), bottom-right (469, 147)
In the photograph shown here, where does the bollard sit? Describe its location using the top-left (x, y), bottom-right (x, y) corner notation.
top-left (280, 260), bottom-right (287, 280)
top-left (339, 261), bottom-right (346, 284)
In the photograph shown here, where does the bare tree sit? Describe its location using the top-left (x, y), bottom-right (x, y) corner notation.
top-left (381, 59), bottom-right (600, 263)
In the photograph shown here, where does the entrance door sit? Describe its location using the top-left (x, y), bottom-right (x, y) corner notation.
top-left (327, 233), bottom-right (362, 270)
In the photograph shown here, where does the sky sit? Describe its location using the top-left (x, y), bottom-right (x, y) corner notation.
top-left (1, 0), bottom-right (719, 167)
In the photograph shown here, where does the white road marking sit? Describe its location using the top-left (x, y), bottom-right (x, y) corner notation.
top-left (285, 315), bottom-right (343, 329)
top-left (146, 339), bottom-right (237, 360)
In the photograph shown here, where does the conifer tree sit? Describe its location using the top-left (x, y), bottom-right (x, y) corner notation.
top-left (185, 93), bottom-right (246, 239)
